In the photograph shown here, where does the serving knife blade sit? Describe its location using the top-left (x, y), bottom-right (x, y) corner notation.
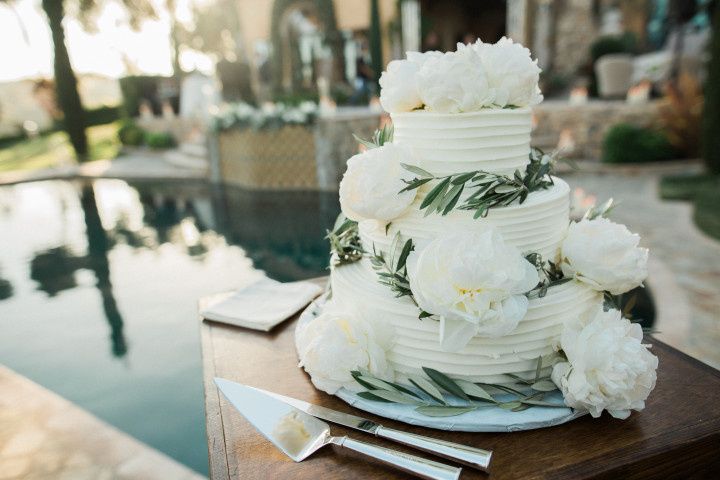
top-left (252, 386), bottom-right (492, 472)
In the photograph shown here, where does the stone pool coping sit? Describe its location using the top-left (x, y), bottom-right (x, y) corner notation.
top-left (0, 151), bottom-right (206, 187)
top-left (0, 364), bottom-right (205, 480)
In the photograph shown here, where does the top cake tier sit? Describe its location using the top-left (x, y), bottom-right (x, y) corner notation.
top-left (391, 108), bottom-right (532, 177)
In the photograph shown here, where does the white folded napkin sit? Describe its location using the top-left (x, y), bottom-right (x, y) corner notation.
top-left (200, 277), bottom-right (323, 331)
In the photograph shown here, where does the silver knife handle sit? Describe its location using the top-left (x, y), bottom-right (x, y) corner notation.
top-left (335, 436), bottom-right (461, 480)
top-left (376, 426), bottom-right (492, 472)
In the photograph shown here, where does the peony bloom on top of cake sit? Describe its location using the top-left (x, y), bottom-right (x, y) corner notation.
top-left (379, 37), bottom-right (543, 114)
top-left (407, 229), bottom-right (539, 351)
top-left (551, 306), bottom-right (658, 419)
top-left (462, 37), bottom-right (543, 108)
top-left (415, 47), bottom-right (495, 114)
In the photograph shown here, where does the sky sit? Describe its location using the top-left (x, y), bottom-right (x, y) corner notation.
top-left (0, 0), bottom-right (209, 83)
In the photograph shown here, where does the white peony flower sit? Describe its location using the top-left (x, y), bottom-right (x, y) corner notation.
top-left (561, 217), bottom-right (649, 295)
top-left (407, 229), bottom-right (539, 351)
top-left (339, 143), bottom-right (418, 222)
top-left (551, 306), bottom-right (658, 419)
top-left (464, 37), bottom-right (543, 108)
top-left (379, 51), bottom-right (441, 113)
top-left (416, 47), bottom-right (495, 113)
top-left (296, 304), bottom-right (394, 395)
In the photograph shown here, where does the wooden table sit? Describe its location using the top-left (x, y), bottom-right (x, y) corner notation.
top-left (200, 278), bottom-right (720, 480)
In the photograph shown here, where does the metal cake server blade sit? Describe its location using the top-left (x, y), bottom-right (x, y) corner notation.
top-left (251, 386), bottom-right (492, 472)
top-left (214, 378), bottom-right (461, 480)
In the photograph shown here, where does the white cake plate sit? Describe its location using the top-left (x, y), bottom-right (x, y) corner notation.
top-left (295, 293), bottom-right (586, 432)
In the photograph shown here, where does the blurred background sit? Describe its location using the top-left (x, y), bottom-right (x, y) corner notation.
top-left (0, 0), bottom-right (718, 478)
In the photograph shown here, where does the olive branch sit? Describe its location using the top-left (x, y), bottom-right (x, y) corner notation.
top-left (400, 148), bottom-right (556, 219)
top-left (326, 215), bottom-right (363, 266)
top-left (351, 356), bottom-right (566, 417)
top-left (353, 123), bottom-right (394, 149)
top-left (525, 252), bottom-right (573, 299)
top-left (583, 197), bottom-right (616, 220)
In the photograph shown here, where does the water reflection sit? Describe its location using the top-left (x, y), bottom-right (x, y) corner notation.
top-left (8, 178), bottom-right (339, 360)
top-left (28, 185), bottom-right (128, 357)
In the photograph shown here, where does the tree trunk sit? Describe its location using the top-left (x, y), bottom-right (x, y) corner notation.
top-left (42, 0), bottom-right (88, 161)
top-left (166, 0), bottom-right (182, 81)
top-left (369, 0), bottom-right (383, 87)
top-left (703, 3), bottom-right (720, 175)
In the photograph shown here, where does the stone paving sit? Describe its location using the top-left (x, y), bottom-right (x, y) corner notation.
top-left (565, 168), bottom-right (720, 370)
top-left (0, 365), bottom-right (205, 480)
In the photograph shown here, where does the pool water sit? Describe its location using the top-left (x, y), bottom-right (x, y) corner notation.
top-left (0, 179), bottom-right (339, 475)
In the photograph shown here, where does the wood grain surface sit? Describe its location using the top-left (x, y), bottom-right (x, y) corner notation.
top-left (200, 278), bottom-right (720, 480)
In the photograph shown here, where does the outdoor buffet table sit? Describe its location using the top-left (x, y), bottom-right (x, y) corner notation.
top-left (200, 278), bottom-right (720, 480)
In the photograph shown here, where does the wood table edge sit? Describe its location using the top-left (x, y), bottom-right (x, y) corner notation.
top-left (199, 279), bottom-right (327, 479)
top-left (649, 335), bottom-right (720, 379)
top-left (199, 298), bottom-right (231, 480)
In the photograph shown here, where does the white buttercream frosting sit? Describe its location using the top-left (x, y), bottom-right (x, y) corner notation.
top-left (391, 108), bottom-right (532, 176)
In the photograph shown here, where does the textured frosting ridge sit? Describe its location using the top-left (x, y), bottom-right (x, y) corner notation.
top-left (331, 259), bottom-right (601, 384)
top-left (392, 108), bottom-right (532, 176)
top-left (360, 177), bottom-right (570, 261)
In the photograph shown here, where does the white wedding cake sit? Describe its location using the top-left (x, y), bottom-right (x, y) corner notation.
top-left (297, 38), bottom-right (658, 421)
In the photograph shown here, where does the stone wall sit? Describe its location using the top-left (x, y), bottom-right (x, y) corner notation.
top-left (313, 108), bottom-right (381, 190)
top-left (532, 99), bottom-right (663, 159)
top-left (552, 0), bottom-right (598, 76)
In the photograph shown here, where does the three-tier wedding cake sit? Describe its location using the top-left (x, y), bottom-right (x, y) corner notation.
top-left (296, 38), bottom-right (658, 421)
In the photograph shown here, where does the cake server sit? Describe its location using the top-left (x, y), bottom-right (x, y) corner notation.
top-left (215, 378), bottom-right (461, 480)
top-left (251, 386), bottom-right (493, 472)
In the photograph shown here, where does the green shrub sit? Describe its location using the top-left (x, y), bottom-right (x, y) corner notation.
top-left (0, 131), bottom-right (33, 149)
top-left (602, 123), bottom-right (676, 163)
top-left (590, 33), bottom-right (637, 62)
top-left (694, 187), bottom-right (720, 241)
top-left (144, 131), bottom-right (175, 149)
top-left (659, 174), bottom-right (720, 201)
top-left (273, 91), bottom-right (319, 106)
top-left (85, 105), bottom-right (121, 127)
top-left (118, 120), bottom-right (145, 146)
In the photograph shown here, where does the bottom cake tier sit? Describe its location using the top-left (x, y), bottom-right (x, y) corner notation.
top-left (330, 259), bottom-right (602, 384)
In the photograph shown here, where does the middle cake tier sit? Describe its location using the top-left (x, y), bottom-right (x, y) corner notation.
top-left (360, 177), bottom-right (570, 261)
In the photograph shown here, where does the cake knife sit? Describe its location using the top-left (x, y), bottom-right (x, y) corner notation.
top-left (251, 386), bottom-right (493, 472)
top-left (215, 378), bottom-right (461, 480)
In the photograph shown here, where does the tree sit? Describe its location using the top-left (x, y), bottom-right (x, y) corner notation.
top-left (166, 0), bottom-right (183, 81)
top-left (42, 0), bottom-right (88, 159)
top-left (369, 0), bottom-right (383, 86)
top-left (0, 0), bottom-right (157, 161)
top-left (703, 2), bottom-right (720, 174)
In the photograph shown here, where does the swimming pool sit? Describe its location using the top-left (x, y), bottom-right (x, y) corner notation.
top-left (0, 178), bottom-right (339, 475)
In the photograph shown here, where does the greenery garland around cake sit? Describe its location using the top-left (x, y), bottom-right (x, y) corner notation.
top-left (351, 357), bottom-right (564, 417)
